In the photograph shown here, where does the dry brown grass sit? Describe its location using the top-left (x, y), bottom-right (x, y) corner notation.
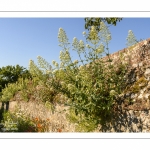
top-left (7, 92), bottom-right (77, 132)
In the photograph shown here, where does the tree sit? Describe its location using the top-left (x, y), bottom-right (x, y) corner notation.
top-left (84, 17), bottom-right (122, 32)
top-left (0, 64), bottom-right (31, 94)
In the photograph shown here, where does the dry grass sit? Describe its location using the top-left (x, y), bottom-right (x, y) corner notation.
top-left (7, 93), bottom-right (77, 132)
top-left (8, 99), bottom-right (101, 132)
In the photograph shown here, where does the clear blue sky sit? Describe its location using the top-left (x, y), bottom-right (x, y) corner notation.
top-left (0, 18), bottom-right (150, 69)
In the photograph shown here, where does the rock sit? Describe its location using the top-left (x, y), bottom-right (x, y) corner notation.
top-left (140, 115), bottom-right (146, 123)
top-left (132, 123), bottom-right (137, 132)
top-left (138, 93), bottom-right (143, 99)
top-left (145, 68), bottom-right (150, 75)
top-left (131, 93), bottom-right (136, 99)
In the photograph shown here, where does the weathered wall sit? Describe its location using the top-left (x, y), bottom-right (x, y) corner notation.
top-left (98, 38), bottom-right (150, 132)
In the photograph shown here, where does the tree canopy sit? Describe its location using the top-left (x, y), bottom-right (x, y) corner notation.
top-left (0, 65), bottom-right (31, 94)
top-left (84, 17), bottom-right (123, 32)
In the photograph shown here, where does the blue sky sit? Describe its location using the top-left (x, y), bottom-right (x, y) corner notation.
top-left (0, 18), bottom-right (150, 69)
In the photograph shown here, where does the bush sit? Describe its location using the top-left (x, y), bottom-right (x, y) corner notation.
top-left (28, 22), bottom-right (132, 131)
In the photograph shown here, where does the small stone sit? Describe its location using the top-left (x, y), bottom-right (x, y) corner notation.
top-left (129, 110), bottom-right (134, 115)
top-left (134, 111), bottom-right (140, 116)
top-left (138, 94), bottom-right (143, 99)
top-left (125, 128), bottom-right (129, 132)
top-left (140, 116), bottom-right (146, 123)
top-left (147, 84), bottom-right (150, 90)
top-left (121, 125), bottom-right (125, 132)
top-left (132, 123), bottom-right (138, 132)
top-left (143, 119), bottom-right (149, 126)
top-left (147, 122), bottom-right (150, 127)
top-left (132, 64), bottom-right (138, 68)
top-left (111, 128), bottom-right (115, 132)
top-left (139, 62), bottom-right (143, 67)
top-left (144, 93), bottom-right (150, 99)
top-left (143, 130), bottom-right (147, 133)
top-left (143, 125), bottom-right (147, 130)
top-left (131, 94), bottom-right (136, 99)
top-left (145, 68), bottom-right (150, 75)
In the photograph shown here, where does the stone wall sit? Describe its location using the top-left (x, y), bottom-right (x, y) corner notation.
top-left (98, 38), bottom-right (150, 132)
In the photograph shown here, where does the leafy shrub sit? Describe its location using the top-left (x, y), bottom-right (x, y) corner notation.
top-left (0, 82), bottom-right (21, 102)
top-left (28, 22), bottom-right (133, 131)
top-left (0, 65), bottom-right (31, 96)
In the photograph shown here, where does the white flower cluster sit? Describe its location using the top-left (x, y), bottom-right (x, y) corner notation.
top-left (99, 21), bottom-right (111, 44)
top-left (126, 30), bottom-right (137, 47)
top-left (79, 40), bottom-right (85, 52)
top-left (37, 55), bottom-right (52, 71)
top-left (82, 31), bottom-right (86, 35)
top-left (86, 64), bottom-right (90, 69)
top-left (59, 50), bottom-right (71, 63)
top-left (58, 28), bottom-right (69, 45)
top-left (52, 60), bottom-right (59, 67)
top-left (94, 43), bottom-right (104, 54)
top-left (60, 62), bottom-right (65, 68)
top-left (72, 37), bottom-right (79, 49)
top-left (86, 44), bottom-right (91, 48)
top-left (29, 59), bottom-right (44, 77)
top-left (79, 65), bottom-right (84, 71)
top-left (72, 37), bottom-right (85, 54)
top-left (52, 69), bottom-right (57, 74)
top-left (88, 26), bottom-right (99, 43)
top-left (73, 60), bottom-right (78, 65)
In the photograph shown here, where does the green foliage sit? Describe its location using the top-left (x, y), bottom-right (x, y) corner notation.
top-left (1, 111), bottom-right (18, 132)
top-left (66, 108), bottom-right (97, 132)
top-left (29, 58), bottom-right (59, 103)
top-left (0, 60), bottom-right (54, 102)
top-left (0, 65), bottom-right (31, 95)
top-left (0, 76), bottom-right (37, 102)
top-left (1, 108), bottom-right (36, 132)
top-left (29, 22), bottom-right (131, 131)
top-left (84, 18), bottom-right (122, 32)
top-left (0, 82), bottom-right (21, 102)
top-left (125, 77), bottom-right (148, 94)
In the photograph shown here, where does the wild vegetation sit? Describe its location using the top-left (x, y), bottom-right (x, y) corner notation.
top-left (0, 18), bottom-right (141, 132)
